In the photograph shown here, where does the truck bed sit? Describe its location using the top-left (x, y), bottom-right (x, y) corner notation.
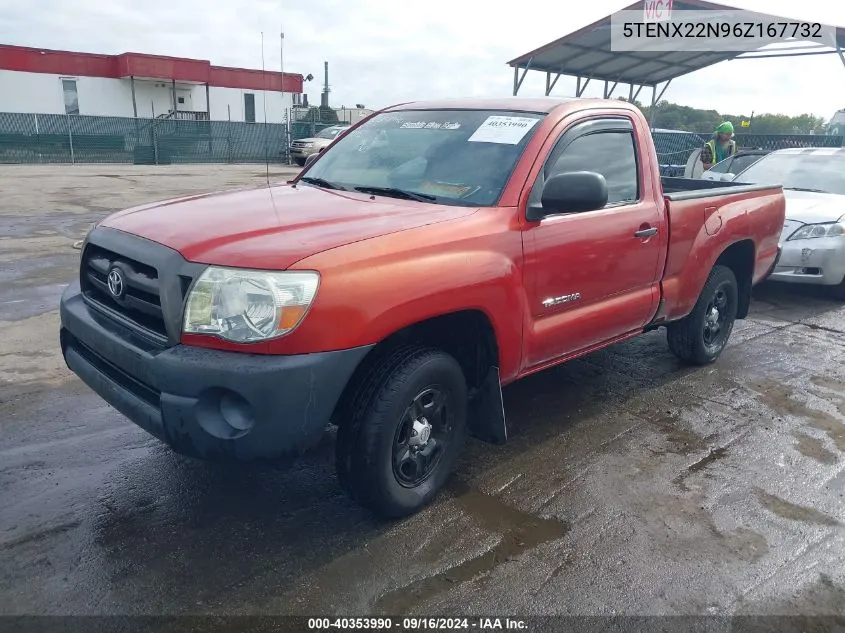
top-left (661, 176), bottom-right (779, 200)
top-left (659, 176), bottom-right (785, 324)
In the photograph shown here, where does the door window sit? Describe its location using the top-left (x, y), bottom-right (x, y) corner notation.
top-left (546, 131), bottom-right (639, 204)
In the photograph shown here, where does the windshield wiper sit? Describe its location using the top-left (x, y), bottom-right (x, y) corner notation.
top-left (784, 187), bottom-right (829, 194)
top-left (353, 185), bottom-right (436, 202)
top-left (299, 176), bottom-right (346, 191)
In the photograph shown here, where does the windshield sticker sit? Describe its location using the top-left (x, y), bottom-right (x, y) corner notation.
top-left (467, 116), bottom-right (538, 145)
top-left (418, 181), bottom-right (480, 198)
top-left (400, 121), bottom-right (461, 130)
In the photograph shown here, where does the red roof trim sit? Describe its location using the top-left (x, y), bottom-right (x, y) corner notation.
top-left (0, 44), bottom-right (303, 93)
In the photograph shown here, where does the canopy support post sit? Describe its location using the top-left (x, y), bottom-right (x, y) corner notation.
top-left (604, 81), bottom-right (618, 98)
top-left (648, 80), bottom-right (672, 129)
top-left (512, 58), bottom-right (533, 96)
top-left (545, 72), bottom-right (562, 96)
top-left (654, 79), bottom-right (672, 103)
top-left (576, 76), bottom-right (591, 97)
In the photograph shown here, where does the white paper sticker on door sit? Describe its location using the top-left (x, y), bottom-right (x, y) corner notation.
top-left (467, 116), bottom-right (538, 145)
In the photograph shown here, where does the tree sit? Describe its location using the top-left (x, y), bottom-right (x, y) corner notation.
top-left (634, 100), bottom-right (826, 134)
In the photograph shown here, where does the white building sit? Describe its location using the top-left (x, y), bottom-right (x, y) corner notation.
top-left (0, 44), bottom-right (305, 123)
top-left (334, 107), bottom-right (375, 125)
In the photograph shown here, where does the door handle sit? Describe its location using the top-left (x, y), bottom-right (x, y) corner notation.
top-left (634, 227), bottom-right (658, 238)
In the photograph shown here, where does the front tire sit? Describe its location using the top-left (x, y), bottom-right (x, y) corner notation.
top-left (335, 347), bottom-right (468, 519)
top-left (667, 265), bottom-right (738, 365)
top-left (294, 157), bottom-right (306, 166)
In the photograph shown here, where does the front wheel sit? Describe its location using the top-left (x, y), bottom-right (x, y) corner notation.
top-left (335, 348), bottom-right (468, 518)
top-left (667, 265), bottom-right (738, 365)
top-left (293, 157), bottom-right (307, 167)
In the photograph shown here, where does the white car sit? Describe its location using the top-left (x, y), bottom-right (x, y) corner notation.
top-left (700, 149), bottom-right (769, 182)
top-left (732, 147), bottom-right (845, 299)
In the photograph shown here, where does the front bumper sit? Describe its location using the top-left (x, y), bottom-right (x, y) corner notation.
top-left (768, 237), bottom-right (845, 286)
top-left (60, 281), bottom-right (372, 461)
top-left (290, 147), bottom-right (318, 159)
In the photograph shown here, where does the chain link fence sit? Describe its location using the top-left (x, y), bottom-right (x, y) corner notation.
top-left (652, 130), bottom-right (843, 176)
top-left (0, 112), bottom-right (289, 165)
top-left (2, 111), bottom-right (842, 167)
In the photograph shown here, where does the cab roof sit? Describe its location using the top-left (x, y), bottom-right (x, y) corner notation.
top-left (384, 97), bottom-right (640, 116)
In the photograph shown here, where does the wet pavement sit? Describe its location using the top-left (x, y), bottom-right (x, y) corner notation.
top-left (1, 165), bottom-right (844, 618)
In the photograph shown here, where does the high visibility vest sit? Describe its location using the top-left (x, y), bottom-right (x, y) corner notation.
top-left (705, 139), bottom-right (737, 164)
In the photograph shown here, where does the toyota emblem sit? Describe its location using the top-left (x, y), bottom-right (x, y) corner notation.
top-left (107, 267), bottom-right (125, 299)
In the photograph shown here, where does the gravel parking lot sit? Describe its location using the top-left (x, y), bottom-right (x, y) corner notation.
top-left (1, 165), bottom-right (844, 620)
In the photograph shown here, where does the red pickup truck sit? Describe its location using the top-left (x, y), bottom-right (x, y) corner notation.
top-left (60, 98), bottom-right (785, 517)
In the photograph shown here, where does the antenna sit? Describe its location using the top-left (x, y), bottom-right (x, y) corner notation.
top-left (260, 31), bottom-right (282, 219)
top-left (261, 31), bottom-right (270, 188)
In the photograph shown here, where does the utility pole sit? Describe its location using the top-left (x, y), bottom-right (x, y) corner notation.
top-left (280, 29), bottom-right (285, 96)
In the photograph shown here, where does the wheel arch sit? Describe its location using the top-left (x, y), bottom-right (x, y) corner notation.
top-left (714, 239), bottom-right (755, 319)
top-left (330, 309), bottom-right (506, 442)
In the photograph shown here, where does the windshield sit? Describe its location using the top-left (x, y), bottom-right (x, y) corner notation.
top-left (301, 109), bottom-right (546, 206)
top-left (734, 151), bottom-right (845, 194)
top-left (316, 127), bottom-right (345, 139)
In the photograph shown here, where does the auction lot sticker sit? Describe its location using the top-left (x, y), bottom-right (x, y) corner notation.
top-left (468, 116), bottom-right (538, 144)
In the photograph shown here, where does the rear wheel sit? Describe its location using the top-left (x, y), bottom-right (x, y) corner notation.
top-left (667, 265), bottom-right (738, 365)
top-left (335, 347), bottom-right (467, 518)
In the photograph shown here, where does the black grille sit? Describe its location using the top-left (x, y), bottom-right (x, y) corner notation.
top-left (81, 243), bottom-right (167, 338)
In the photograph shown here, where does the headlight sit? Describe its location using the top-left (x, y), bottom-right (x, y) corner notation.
top-left (183, 267), bottom-right (319, 343)
top-left (787, 222), bottom-right (845, 241)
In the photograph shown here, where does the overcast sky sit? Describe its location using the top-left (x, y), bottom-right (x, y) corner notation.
top-left (2, 0), bottom-right (843, 120)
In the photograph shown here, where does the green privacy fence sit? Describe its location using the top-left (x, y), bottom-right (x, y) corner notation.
top-left (0, 112), bottom-right (296, 165)
top-left (1, 111), bottom-right (842, 166)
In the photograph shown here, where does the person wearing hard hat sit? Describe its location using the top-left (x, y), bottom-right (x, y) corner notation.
top-left (701, 121), bottom-right (737, 171)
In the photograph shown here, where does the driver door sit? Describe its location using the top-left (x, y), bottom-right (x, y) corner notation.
top-left (521, 117), bottom-right (663, 369)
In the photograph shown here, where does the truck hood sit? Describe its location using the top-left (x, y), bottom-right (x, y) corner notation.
top-left (100, 184), bottom-right (476, 269)
top-left (783, 189), bottom-right (845, 225)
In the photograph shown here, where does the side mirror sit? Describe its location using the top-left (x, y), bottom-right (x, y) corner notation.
top-left (721, 172), bottom-right (736, 182)
top-left (303, 152), bottom-right (320, 169)
top-left (528, 171), bottom-right (608, 221)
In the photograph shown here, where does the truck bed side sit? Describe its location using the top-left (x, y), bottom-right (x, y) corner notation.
top-left (658, 178), bottom-right (785, 322)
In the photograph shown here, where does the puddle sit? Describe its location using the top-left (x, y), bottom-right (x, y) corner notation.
top-left (792, 432), bottom-right (838, 465)
top-left (0, 283), bottom-right (68, 321)
top-left (754, 488), bottom-right (840, 527)
top-left (672, 445), bottom-right (731, 491)
top-left (648, 412), bottom-right (713, 456)
top-left (750, 380), bottom-right (845, 452)
top-left (373, 482), bottom-right (569, 614)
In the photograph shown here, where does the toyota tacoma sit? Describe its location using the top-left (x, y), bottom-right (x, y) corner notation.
top-left (60, 97), bottom-right (785, 518)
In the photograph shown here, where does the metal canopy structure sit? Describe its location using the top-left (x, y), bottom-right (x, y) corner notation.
top-left (508, 0), bottom-right (845, 116)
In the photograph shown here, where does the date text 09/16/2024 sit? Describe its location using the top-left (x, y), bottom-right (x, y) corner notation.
top-left (307, 617), bottom-right (528, 630)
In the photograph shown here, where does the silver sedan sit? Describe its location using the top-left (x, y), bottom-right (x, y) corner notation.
top-left (731, 147), bottom-right (845, 299)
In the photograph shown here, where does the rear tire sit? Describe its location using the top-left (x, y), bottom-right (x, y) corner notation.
top-left (335, 347), bottom-right (468, 519)
top-left (667, 265), bottom-right (738, 365)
